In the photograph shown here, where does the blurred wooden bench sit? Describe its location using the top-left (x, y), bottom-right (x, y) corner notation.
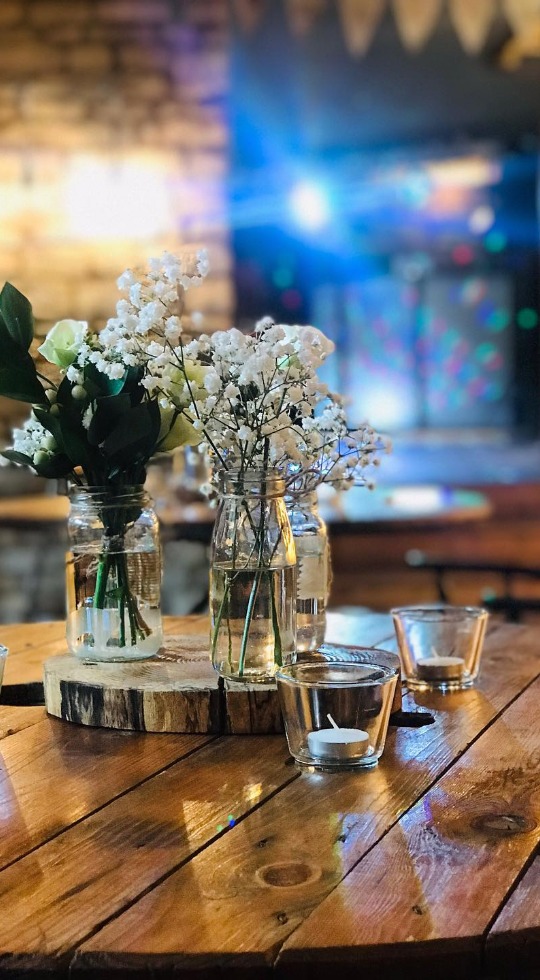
top-left (406, 549), bottom-right (540, 621)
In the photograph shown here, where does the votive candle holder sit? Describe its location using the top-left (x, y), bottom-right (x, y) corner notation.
top-left (276, 660), bottom-right (398, 771)
top-left (391, 604), bottom-right (488, 691)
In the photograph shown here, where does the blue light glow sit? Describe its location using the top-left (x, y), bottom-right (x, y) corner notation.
top-left (288, 181), bottom-right (331, 230)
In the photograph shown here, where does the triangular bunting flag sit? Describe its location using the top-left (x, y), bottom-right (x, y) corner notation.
top-left (392, 0), bottom-right (442, 51)
top-left (337, 0), bottom-right (385, 56)
top-left (232, 0), bottom-right (267, 34)
top-left (285, 0), bottom-right (327, 37)
top-left (449, 0), bottom-right (495, 54)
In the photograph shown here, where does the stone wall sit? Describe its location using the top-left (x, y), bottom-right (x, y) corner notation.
top-left (0, 0), bottom-right (232, 438)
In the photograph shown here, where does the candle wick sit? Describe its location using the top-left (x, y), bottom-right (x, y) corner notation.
top-left (327, 713), bottom-right (340, 730)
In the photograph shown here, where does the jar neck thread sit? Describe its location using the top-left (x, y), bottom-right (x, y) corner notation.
top-left (219, 470), bottom-right (285, 499)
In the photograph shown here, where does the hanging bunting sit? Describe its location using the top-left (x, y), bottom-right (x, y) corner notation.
top-left (285, 0), bottom-right (327, 37)
top-left (232, 0), bottom-right (267, 34)
top-left (337, 0), bottom-right (385, 56)
top-left (449, 0), bottom-right (495, 55)
top-left (391, 0), bottom-right (442, 51)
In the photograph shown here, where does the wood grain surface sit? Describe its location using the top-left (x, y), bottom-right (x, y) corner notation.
top-left (0, 612), bottom-right (537, 980)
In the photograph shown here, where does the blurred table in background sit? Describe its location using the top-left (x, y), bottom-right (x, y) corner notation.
top-left (0, 486), bottom-right (493, 622)
top-left (0, 485), bottom-right (492, 537)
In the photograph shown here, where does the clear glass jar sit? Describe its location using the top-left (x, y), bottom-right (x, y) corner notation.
top-left (66, 486), bottom-right (163, 662)
top-left (210, 470), bottom-right (296, 683)
top-left (286, 490), bottom-right (331, 654)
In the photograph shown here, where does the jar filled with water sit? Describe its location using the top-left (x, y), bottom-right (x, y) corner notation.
top-left (210, 470), bottom-right (297, 683)
top-left (66, 486), bottom-right (163, 662)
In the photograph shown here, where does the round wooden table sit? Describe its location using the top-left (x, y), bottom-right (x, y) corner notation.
top-left (0, 611), bottom-right (537, 979)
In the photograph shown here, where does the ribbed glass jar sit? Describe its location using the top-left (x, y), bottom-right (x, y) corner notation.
top-left (286, 490), bottom-right (331, 653)
top-left (66, 486), bottom-right (163, 662)
top-left (209, 470), bottom-right (297, 683)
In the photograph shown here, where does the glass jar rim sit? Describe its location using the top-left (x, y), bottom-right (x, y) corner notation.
top-left (276, 660), bottom-right (399, 687)
top-left (391, 604), bottom-right (488, 621)
top-left (68, 484), bottom-right (150, 504)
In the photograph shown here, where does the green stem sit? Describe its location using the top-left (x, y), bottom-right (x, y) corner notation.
top-left (238, 566), bottom-right (263, 676)
top-left (93, 554), bottom-right (111, 608)
top-left (119, 591), bottom-right (126, 647)
top-left (269, 571), bottom-right (282, 667)
top-left (211, 573), bottom-right (231, 657)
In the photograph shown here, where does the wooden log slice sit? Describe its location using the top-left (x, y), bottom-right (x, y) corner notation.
top-left (43, 635), bottom-right (221, 734)
top-left (43, 638), bottom-right (402, 734)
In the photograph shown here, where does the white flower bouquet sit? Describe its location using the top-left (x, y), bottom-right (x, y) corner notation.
top-left (0, 249), bottom-right (387, 670)
top-left (0, 252), bottom-right (207, 657)
top-left (140, 314), bottom-right (387, 678)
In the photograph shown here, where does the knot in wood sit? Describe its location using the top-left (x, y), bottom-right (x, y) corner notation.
top-left (472, 813), bottom-right (534, 836)
top-left (255, 860), bottom-right (321, 889)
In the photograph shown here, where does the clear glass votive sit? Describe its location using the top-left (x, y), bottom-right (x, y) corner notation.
top-left (276, 661), bottom-right (398, 771)
top-left (0, 645), bottom-right (7, 693)
top-left (391, 605), bottom-right (488, 691)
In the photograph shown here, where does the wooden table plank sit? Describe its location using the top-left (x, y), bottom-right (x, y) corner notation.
top-left (0, 717), bottom-right (212, 870)
top-left (72, 623), bottom-right (540, 976)
top-left (0, 705), bottom-right (45, 740)
top-left (277, 676), bottom-right (540, 979)
top-left (485, 856), bottom-right (540, 978)
top-left (0, 736), bottom-right (298, 971)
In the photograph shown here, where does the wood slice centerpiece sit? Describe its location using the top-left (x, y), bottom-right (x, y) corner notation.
top-left (43, 638), bottom-right (401, 734)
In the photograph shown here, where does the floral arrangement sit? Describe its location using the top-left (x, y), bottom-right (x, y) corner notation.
top-left (0, 250), bottom-right (387, 669)
top-left (0, 252), bottom-right (207, 657)
top-left (136, 301), bottom-right (387, 679)
top-left (0, 251), bottom-right (208, 485)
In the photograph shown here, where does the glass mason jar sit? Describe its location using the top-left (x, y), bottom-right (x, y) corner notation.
top-left (210, 470), bottom-right (297, 683)
top-left (286, 490), bottom-right (332, 654)
top-left (66, 486), bottom-right (163, 662)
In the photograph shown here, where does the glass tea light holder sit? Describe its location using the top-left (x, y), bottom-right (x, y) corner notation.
top-left (391, 605), bottom-right (489, 691)
top-left (276, 661), bottom-right (398, 771)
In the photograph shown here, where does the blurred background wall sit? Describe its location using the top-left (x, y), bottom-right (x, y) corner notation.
top-left (0, 0), bottom-right (232, 439)
top-left (1, 0), bottom-right (540, 622)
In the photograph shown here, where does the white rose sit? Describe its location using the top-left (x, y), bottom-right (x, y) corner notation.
top-left (37, 319), bottom-right (87, 369)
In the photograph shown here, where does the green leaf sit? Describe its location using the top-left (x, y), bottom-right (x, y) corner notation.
top-left (87, 393), bottom-right (132, 447)
top-left (0, 357), bottom-right (46, 403)
top-left (33, 452), bottom-right (73, 479)
top-left (0, 283), bottom-right (34, 350)
top-left (121, 366), bottom-right (145, 405)
top-left (59, 420), bottom-right (96, 470)
top-left (102, 401), bottom-right (161, 466)
top-left (34, 405), bottom-right (95, 471)
top-left (1, 450), bottom-right (34, 467)
top-left (83, 362), bottom-right (126, 398)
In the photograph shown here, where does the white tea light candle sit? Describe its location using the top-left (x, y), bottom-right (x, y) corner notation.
top-left (416, 656), bottom-right (465, 681)
top-left (307, 713), bottom-right (370, 761)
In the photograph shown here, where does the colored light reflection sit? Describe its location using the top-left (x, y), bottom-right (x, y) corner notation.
top-left (281, 288), bottom-right (302, 310)
top-left (451, 244), bottom-right (474, 265)
top-left (469, 204), bottom-right (495, 234)
top-left (484, 231), bottom-right (507, 253)
top-left (517, 308), bottom-right (538, 329)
